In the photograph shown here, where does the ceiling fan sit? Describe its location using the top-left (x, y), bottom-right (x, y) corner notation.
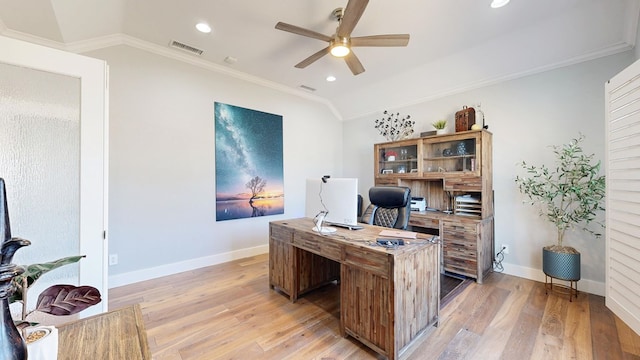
top-left (275, 0), bottom-right (409, 75)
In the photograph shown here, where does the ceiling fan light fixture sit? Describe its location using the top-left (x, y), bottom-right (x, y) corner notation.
top-left (330, 37), bottom-right (350, 57)
top-left (274, 0), bottom-right (409, 75)
top-left (490, 0), bottom-right (510, 8)
top-left (330, 45), bottom-right (350, 57)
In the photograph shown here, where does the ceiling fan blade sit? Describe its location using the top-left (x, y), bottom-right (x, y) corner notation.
top-left (275, 22), bottom-right (332, 42)
top-left (295, 47), bottom-right (330, 69)
top-left (351, 34), bottom-right (410, 47)
top-left (337, 0), bottom-right (369, 38)
top-left (344, 51), bottom-right (365, 75)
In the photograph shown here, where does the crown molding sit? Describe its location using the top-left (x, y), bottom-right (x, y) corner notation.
top-left (0, 28), bottom-right (65, 50)
top-left (0, 31), bottom-right (344, 121)
top-left (623, 0), bottom-right (640, 47)
top-left (346, 41), bottom-right (634, 121)
top-left (1, 26), bottom-right (632, 123)
top-left (112, 35), bottom-right (343, 120)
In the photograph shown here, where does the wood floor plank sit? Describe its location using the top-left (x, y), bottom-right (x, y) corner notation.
top-left (562, 292), bottom-right (593, 360)
top-left (438, 328), bottom-right (480, 359)
top-left (106, 254), bottom-right (640, 360)
top-left (589, 293), bottom-right (625, 359)
top-left (529, 293), bottom-right (569, 359)
top-left (403, 302), bottom-right (474, 360)
top-left (461, 276), bottom-right (535, 359)
top-left (616, 316), bottom-right (640, 357)
top-left (495, 283), bottom-right (547, 359)
top-left (465, 286), bottom-right (511, 335)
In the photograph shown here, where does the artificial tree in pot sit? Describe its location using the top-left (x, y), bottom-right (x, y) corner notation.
top-left (515, 134), bottom-right (605, 285)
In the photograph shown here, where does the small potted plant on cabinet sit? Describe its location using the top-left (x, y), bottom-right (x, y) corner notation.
top-left (432, 120), bottom-right (448, 135)
top-left (515, 134), bottom-right (605, 296)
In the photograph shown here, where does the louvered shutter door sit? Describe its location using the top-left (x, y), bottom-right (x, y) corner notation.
top-left (605, 59), bottom-right (640, 335)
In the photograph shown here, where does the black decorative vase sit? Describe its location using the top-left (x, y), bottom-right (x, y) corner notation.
top-left (0, 264), bottom-right (27, 360)
top-left (0, 178), bottom-right (31, 359)
top-left (542, 247), bottom-right (581, 281)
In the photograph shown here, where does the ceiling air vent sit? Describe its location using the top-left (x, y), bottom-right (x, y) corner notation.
top-left (169, 40), bottom-right (204, 56)
top-left (299, 85), bottom-right (316, 92)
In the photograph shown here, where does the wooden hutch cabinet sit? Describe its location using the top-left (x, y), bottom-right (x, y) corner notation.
top-left (373, 130), bottom-right (494, 283)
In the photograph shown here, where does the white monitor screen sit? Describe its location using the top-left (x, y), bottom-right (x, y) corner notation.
top-left (305, 177), bottom-right (358, 227)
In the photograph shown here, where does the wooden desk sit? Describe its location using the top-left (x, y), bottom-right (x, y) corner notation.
top-left (269, 218), bottom-right (440, 360)
top-left (57, 304), bottom-right (151, 360)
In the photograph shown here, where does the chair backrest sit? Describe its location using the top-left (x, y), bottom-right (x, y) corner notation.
top-left (360, 186), bottom-right (411, 229)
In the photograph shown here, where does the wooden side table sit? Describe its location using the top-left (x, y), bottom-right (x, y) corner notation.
top-left (57, 304), bottom-right (150, 360)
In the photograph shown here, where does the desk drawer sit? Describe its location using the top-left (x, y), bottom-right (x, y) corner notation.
top-left (442, 220), bottom-right (477, 242)
top-left (409, 215), bottom-right (439, 229)
top-left (375, 177), bottom-right (399, 186)
top-left (443, 241), bottom-right (477, 260)
top-left (442, 220), bottom-right (479, 278)
top-left (444, 176), bottom-right (482, 192)
top-left (293, 232), bottom-right (341, 261)
top-left (344, 247), bottom-right (390, 278)
top-left (444, 258), bottom-right (478, 277)
top-left (270, 224), bottom-right (293, 243)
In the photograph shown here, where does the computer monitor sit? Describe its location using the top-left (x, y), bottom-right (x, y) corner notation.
top-left (305, 177), bottom-right (358, 233)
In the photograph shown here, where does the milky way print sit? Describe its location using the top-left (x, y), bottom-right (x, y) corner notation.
top-left (214, 102), bottom-right (284, 221)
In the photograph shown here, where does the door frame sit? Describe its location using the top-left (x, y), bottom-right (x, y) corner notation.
top-left (0, 35), bottom-right (109, 315)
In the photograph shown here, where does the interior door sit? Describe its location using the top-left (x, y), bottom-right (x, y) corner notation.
top-left (0, 35), bottom-right (108, 317)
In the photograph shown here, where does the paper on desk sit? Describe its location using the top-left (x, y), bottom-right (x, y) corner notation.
top-left (378, 229), bottom-right (417, 239)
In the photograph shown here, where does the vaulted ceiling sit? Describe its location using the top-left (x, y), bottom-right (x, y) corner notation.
top-left (0, 0), bottom-right (637, 119)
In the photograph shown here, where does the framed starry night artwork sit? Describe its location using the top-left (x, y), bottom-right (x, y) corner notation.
top-left (214, 102), bottom-right (284, 221)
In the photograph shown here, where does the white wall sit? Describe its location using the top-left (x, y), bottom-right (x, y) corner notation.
top-left (85, 45), bottom-right (343, 287)
top-left (636, 10), bottom-right (640, 60)
top-left (84, 44), bottom-right (633, 293)
top-left (344, 51), bottom-right (634, 295)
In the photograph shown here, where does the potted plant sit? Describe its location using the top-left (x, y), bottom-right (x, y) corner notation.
top-left (432, 120), bottom-right (448, 135)
top-left (11, 255), bottom-right (102, 324)
top-left (0, 178), bottom-right (101, 359)
top-left (12, 255), bottom-right (101, 359)
top-left (515, 134), bottom-right (605, 285)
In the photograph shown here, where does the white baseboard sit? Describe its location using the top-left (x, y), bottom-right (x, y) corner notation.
top-left (109, 248), bottom-right (605, 297)
top-left (108, 244), bottom-right (269, 288)
top-left (502, 262), bottom-right (605, 296)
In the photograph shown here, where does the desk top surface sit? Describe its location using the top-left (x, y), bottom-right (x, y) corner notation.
top-left (57, 304), bottom-right (150, 360)
top-left (271, 217), bottom-right (438, 255)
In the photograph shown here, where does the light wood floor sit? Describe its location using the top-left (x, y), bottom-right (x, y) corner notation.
top-left (109, 254), bottom-right (640, 360)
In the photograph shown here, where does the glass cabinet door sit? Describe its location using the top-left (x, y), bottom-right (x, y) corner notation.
top-left (422, 134), bottom-right (480, 176)
top-left (376, 140), bottom-right (419, 176)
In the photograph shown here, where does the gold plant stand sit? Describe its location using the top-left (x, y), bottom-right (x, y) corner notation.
top-left (544, 274), bottom-right (578, 302)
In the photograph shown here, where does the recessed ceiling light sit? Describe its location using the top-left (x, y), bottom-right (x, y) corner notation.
top-left (490, 0), bottom-right (510, 8)
top-left (326, 76), bottom-right (336, 82)
top-left (196, 22), bottom-right (212, 33)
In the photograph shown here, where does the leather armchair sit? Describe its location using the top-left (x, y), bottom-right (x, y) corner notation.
top-left (360, 186), bottom-right (411, 230)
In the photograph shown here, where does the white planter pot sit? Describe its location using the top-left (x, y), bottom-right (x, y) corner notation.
top-left (26, 325), bottom-right (58, 360)
top-left (436, 128), bottom-right (447, 135)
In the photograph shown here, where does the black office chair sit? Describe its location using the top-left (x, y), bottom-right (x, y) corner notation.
top-left (360, 186), bottom-right (411, 230)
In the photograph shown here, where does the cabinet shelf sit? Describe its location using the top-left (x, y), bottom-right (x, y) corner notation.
top-left (424, 155), bottom-right (474, 161)
top-left (382, 159), bottom-right (418, 163)
top-left (373, 130), bottom-right (494, 283)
